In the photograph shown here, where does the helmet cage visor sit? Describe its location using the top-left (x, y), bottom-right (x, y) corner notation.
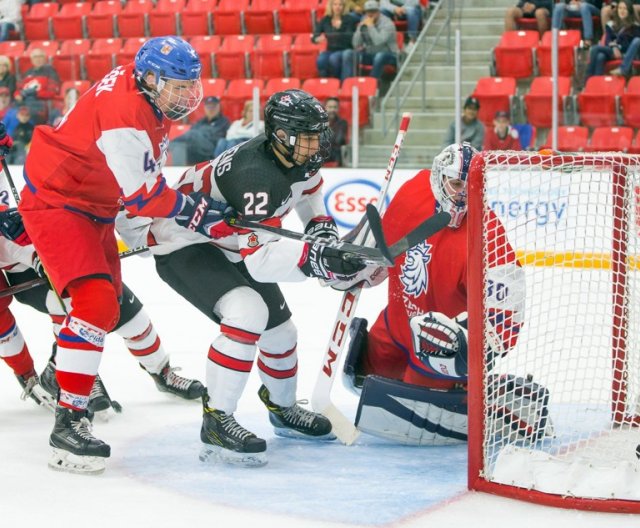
top-left (154, 76), bottom-right (203, 121)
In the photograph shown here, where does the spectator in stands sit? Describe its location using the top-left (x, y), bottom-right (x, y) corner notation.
top-left (380, 0), bottom-right (423, 51)
top-left (213, 99), bottom-right (265, 158)
top-left (483, 111), bottom-right (522, 151)
top-left (442, 96), bottom-right (484, 152)
top-left (352, 0), bottom-right (399, 82)
top-left (314, 0), bottom-right (357, 81)
top-left (552, 1), bottom-right (603, 49)
top-left (0, 0), bottom-right (21, 42)
top-left (601, 0), bottom-right (640, 31)
top-left (174, 96), bottom-right (231, 165)
top-left (586, 0), bottom-right (640, 78)
top-left (48, 87), bottom-right (81, 127)
top-left (325, 97), bottom-right (348, 166)
top-left (505, 0), bottom-right (552, 36)
top-left (6, 105), bottom-right (33, 164)
top-left (14, 48), bottom-right (61, 125)
top-left (0, 55), bottom-right (16, 100)
top-left (0, 87), bottom-right (10, 120)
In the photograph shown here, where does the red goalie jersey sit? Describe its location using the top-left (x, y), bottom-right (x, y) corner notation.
top-left (364, 169), bottom-right (524, 389)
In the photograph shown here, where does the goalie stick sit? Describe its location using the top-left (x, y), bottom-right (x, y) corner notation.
top-left (311, 112), bottom-right (412, 445)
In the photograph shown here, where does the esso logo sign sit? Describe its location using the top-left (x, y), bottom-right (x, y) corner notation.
top-left (324, 179), bottom-right (389, 229)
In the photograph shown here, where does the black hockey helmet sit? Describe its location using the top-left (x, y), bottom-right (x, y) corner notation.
top-left (264, 89), bottom-right (331, 172)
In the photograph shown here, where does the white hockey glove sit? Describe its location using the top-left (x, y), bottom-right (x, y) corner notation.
top-left (328, 264), bottom-right (388, 290)
top-left (410, 311), bottom-right (468, 379)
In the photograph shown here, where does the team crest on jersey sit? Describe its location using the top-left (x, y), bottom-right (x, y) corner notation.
top-left (400, 242), bottom-right (432, 298)
top-left (247, 232), bottom-right (259, 247)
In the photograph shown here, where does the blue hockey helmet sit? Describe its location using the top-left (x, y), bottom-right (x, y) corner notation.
top-left (134, 36), bottom-right (203, 120)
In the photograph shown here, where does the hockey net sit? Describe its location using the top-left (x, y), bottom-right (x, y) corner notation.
top-left (467, 151), bottom-right (640, 513)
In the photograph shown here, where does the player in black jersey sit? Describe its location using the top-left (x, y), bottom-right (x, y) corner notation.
top-left (119, 89), bottom-right (365, 466)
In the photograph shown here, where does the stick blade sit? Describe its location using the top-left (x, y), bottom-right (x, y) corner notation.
top-left (320, 403), bottom-right (361, 446)
top-left (389, 211), bottom-right (452, 258)
top-left (364, 203), bottom-right (394, 266)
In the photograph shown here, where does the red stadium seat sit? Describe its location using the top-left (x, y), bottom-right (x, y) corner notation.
top-left (53, 39), bottom-right (91, 81)
top-left (148, 0), bottom-right (185, 37)
top-left (251, 35), bottom-right (292, 78)
top-left (492, 30), bottom-right (539, 78)
top-left (188, 35), bottom-right (222, 78)
top-left (222, 78), bottom-right (264, 121)
top-left (546, 125), bottom-right (589, 152)
top-left (289, 48), bottom-right (320, 79)
top-left (522, 76), bottom-right (572, 128)
top-left (630, 129), bottom-right (640, 154)
top-left (263, 77), bottom-right (301, 102)
top-left (257, 34), bottom-right (293, 51)
top-left (576, 75), bottom-right (625, 127)
top-left (621, 76), bottom-right (640, 128)
top-left (60, 79), bottom-right (92, 97)
top-left (23, 2), bottom-right (59, 41)
top-left (302, 77), bottom-right (340, 101)
top-left (116, 37), bottom-right (148, 66)
top-left (0, 41), bottom-right (26, 73)
top-left (472, 76), bottom-right (517, 126)
top-left (537, 29), bottom-right (581, 77)
top-left (244, 0), bottom-right (280, 35)
top-left (211, 0), bottom-right (249, 36)
top-left (188, 77), bottom-right (226, 122)
top-left (87, 0), bottom-right (121, 39)
top-left (52, 2), bottom-right (92, 40)
top-left (214, 35), bottom-right (254, 80)
top-left (279, 6), bottom-right (315, 34)
top-left (292, 32), bottom-right (325, 50)
top-left (86, 38), bottom-right (121, 82)
top-left (18, 41), bottom-right (60, 77)
top-left (338, 76), bottom-right (377, 126)
top-left (181, 0), bottom-right (216, 36)
top-left (117, 0), bottom-right (153, 38)
top-left (585, 126), bottom-right (633, 152)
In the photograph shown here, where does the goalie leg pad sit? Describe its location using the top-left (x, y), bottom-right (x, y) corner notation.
top-left (355, 375), bottom-right (468, 445)
top-left (486, 374), bottom-right (554, 442)
top-left (342, 317), bottom-right (368, 395)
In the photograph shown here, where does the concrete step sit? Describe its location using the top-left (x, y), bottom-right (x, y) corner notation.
top-left (403, 63), bottom-right (492, 82)
top-left (363, 127), bottom-right (447, 145)
top-left (369, 112), bottom-right (452, 133)
top-left (393, 79), bottom-right (478, 98)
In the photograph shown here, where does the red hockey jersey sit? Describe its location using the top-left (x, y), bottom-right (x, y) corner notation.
top-left (23, 64), bottom-right (183, 222)
top-left (381, 169), bottom-right (523, 377)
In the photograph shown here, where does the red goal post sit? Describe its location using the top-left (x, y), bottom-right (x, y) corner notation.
top-left (467, 151), bottom-right (640, 513)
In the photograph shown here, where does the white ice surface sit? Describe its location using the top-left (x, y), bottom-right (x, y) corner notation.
top-left (0, 254), bottom-right (639, 527)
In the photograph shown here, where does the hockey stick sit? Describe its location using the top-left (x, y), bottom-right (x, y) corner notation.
top-left (366, 205), bottom-right (452, 261)
top-left (226, 216), bottom-right (394, 267)
top-left (311, 113), bottom-right (412, 445)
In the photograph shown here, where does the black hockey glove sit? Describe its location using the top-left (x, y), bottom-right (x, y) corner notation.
top-left (299, 243), bottom-right (366, 281)
top-left (304, 215), bottom-right (338, 241)
top-left (175, 191), bottom-right (234, 238)
top-left (0, 122), bottom-right (13, 157)
top-left (0, 207), bottom-right (30, 245)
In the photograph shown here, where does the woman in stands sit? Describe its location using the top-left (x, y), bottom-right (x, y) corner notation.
top-left (313, 0), bottom-right (357, 81)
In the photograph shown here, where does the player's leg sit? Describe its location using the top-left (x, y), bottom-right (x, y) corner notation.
top-left (155, 244), bottom-right (267, 466)
top-left (114, 283), bottom-right (205, 400)
top-left (251, 280), bottom-right (333, 440)
top-left (20, 198), bottom-right (121, 474)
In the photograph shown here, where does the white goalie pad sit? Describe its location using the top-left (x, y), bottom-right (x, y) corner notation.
top-left (354, 375), bottom-right (468, 446)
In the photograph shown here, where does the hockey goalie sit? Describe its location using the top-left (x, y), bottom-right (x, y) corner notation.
top-left (340, 143), bottom-right (553, 445)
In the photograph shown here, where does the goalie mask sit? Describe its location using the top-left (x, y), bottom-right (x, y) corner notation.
top-left (430, 142), bottom-right (477, 229)
top-left (135, 36), bottom-right (203, 121)
top-left (264, 89), bottom-right (332, 173)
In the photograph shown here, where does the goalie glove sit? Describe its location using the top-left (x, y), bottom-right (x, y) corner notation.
top-left (175, 191), bottom-right (234, 239)
top-left (410, 311), bottom-right (468, 379)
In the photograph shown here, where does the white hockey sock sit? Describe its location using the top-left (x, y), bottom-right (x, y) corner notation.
top-left (115, 309), bottom-right (168, 374)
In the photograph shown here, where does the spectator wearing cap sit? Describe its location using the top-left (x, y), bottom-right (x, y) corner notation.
top-left (352, 0), bottom-right (399, 81)
top-left (5, 104), bottom-right (33, 164)
top-left (483, 111), bottom-right (522, 151)
top-left (505, 0), bottom-right (552, 36)
top-left (442, 96), bottom-right (485, 151)
top-left (170, 96), bottom-right (231, 165)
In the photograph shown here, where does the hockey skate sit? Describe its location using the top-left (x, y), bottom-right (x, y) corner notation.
top-left (16, 370), bottom-right (56, 411)
top-left (258, 385), bottom-right (336, 441)
top-left (199, 395), bottom-right (267, 467)
top-left (342, 317), bottom-right (369, 395)
top-left (48, 405), bottom-right (111, 475)
top-left (146, 361), bottom-right (206, 400)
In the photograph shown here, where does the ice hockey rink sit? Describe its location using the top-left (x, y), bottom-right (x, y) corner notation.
top-left (1, 252), bottom-right (639, 528)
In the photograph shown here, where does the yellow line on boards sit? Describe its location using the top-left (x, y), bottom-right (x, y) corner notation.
top-left (516, 251), bottom-right (640, 270)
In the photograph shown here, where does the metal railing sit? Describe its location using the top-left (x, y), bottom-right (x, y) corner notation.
top-left (380, 0), bottom-right (458, 136)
